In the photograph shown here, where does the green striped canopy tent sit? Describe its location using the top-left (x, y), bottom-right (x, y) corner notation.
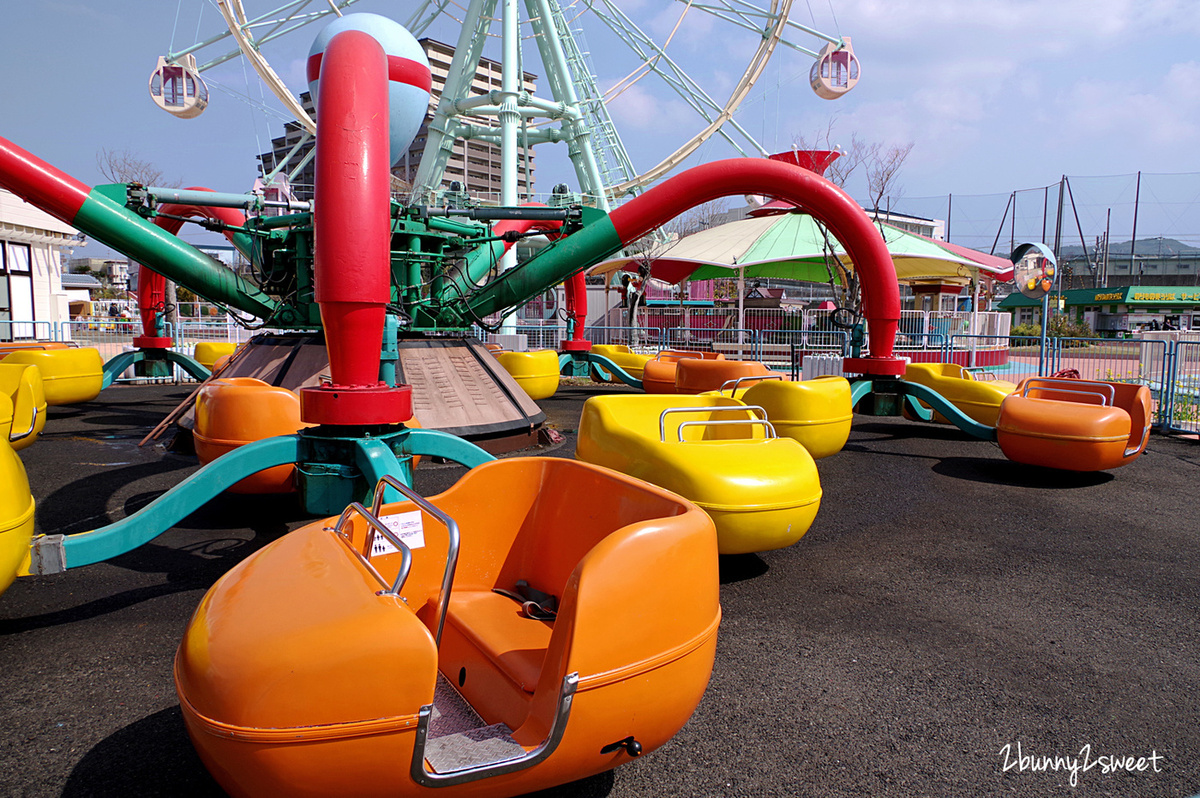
top-left (589, 211), bottom-right (1014, 286)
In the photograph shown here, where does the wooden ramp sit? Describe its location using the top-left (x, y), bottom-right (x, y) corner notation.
top-left (177, 333), bottom-right (545, 452)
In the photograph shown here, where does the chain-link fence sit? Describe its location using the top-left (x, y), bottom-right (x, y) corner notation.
top-left (891, 170), bottom-right (1200, 288)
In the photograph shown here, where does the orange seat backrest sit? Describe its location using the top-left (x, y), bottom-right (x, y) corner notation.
top-left (656, 349), bottom-right (723, 364)
top-left (1015, 378), bottom-right (1152, 454)
top-left (364, 459), bottom-right (690, 612)
top-left (1110, 382), bottom-right (1153, 451)
top-left (348, 458), bottom-right (716, 738)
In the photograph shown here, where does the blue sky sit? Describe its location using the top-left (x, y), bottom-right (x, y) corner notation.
top-left (2, 0), bottom-right (1198, 254)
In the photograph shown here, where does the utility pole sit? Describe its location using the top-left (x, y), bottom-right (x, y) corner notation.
top-left (1131, 171), bottom-right (1141, 286)
top-left (1052, 176), bottom-right (1065, 325)
top-left (1103, 208), bottom-right (1111, 286)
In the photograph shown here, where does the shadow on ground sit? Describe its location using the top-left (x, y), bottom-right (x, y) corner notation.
top-left (64, 707), bottom-right (223, 798)
top-left (65, 707), bottom-right (617, 798)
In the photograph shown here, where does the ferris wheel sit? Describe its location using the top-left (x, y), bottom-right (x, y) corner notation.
top-left (150, 0), bottom-right (859, 208)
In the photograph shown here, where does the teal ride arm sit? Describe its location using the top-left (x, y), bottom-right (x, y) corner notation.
top-left (899, 381), bottom-right (998, 441)
top-left (357, 430), bottom-right (495, 508)
top-left (101, 351), bottom-right (212, 389)
top-left (29, 435), bottom-right (302, 573)
top-left (850, 379), bottom-right (874, 407)
top-left (355, 438), bottom-right (415, 500)
top-left (583, 354), bottom-right (643, 390)
top-left (164, 351), bottom-right (212, 382)
top-left (903, 394), bottom-right (935, 422)
top-left (558, 352), bottom-right (587, 379)
top-left (101, 350), bottom-right (144, 389)
top-left (402, 428), bottom-right (495, 468)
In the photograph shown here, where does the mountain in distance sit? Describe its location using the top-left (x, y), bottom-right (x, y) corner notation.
top-left (1055, 237), bottom-right (1200, 259)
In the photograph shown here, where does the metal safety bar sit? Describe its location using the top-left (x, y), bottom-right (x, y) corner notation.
top-left (371, 474), bottom-right (461, 649)
top-left (659, 404), bottom-right (775, 443)
top-left (676, 417), bottom-right (777, 443)
top-left (331, 502), bottom-right (414, 597)
top-left (717, 373), bottom-right (783, 396)
top-left (654, 349), bottom-right (708, 361)
top-left (410, 673), bottom-right (580, 787)
top-left (1022, 377), bottom-right (1115, 406)
top-left (8, 405), bottom-right (38, 443)
top-left (963, 367), bottom-right (997, 381)
top-left (1125, 424), bottom-right (1150, 458)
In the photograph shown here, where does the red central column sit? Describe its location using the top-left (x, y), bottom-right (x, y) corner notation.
top-left (299, 30), bottom-right (412, 425)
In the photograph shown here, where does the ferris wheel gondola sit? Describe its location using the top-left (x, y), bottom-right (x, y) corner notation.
top-left (810, 37), bottom-right (860, 100)
top-left (148, 54), bottom-right (210, 119)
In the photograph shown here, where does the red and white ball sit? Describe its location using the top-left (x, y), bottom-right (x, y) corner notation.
top-left (308, 13), bottom-right (432, 166)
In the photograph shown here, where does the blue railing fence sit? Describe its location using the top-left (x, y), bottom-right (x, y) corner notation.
top-left (8, 317), bottom-right (1198, 438)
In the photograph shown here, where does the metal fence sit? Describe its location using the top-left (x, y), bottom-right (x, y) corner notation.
top-left (12, 317), bottom-right (275, 384)
top-left (9, 316), bottom-right (1200, 438)
top-left (487, 320), bottom-right (1195, 434)
top-left (0, 321), bottom-right (55, 342)
top-left (1164, 340), bottom-right (1200, 434)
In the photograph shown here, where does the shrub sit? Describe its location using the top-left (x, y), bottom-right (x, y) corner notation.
top-left (1048, 313), bottom-right (1094, 341)
top-left (1009, 315), bottom-right (1094, 346)
top-left (1010, 323), bottom-right (1040, 345)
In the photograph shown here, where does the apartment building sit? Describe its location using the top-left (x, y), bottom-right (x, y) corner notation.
top-left (259, 39), bottom-right (537, 202)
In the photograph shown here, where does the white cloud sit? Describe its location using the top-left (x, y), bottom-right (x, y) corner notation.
top-left (1165, 61), bottom-right (1200, 103)
top-left (834, 0), bottom-right (1200, 45)
top-left (1058, 64), bottom-right (1200, 148)
top-left (604, 80), bottom-right (695, 137)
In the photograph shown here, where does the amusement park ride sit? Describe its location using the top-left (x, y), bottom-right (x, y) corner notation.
top-left (0, 3), bottom-right (880, 560)
top-left (0, 4), bottom-right (1153, 796)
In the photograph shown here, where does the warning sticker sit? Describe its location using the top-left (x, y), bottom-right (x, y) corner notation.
top-left (371, 510), bottom-right (426, 557)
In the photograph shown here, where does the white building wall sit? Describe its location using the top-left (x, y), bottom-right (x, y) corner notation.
top-left (0, 188), bottom-right (84, 336)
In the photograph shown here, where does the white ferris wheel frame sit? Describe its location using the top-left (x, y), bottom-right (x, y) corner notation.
top-left (166, 0), bottom-right (851, 204)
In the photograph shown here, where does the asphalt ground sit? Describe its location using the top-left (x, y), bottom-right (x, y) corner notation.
top-left (2, 382), bottom-right (1199, 798)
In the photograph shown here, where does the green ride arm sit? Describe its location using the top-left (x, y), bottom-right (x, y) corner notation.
top-left (77, 184), bottom-right (278, 320)
top-left (420, 208), bottom-right (621, 328)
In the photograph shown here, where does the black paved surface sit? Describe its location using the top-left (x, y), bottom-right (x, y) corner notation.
top-left (2, 383), bottom-right (1199, 797)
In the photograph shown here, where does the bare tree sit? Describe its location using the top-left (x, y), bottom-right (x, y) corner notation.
top-left (96, 148), bottom-right (179, 187)
top-left (609, 199), bottom-right (731, 340)
top-left (791, 124), bottom-right (914, 210)
top-left (670, 199), bottom-right (730, 237)
top-left (789, 127), bottom-right (915, 312)
top-left (791, 120), bottom-right (869, 188)
top-left (623, 199), bottom-right (729, 259)
top-left (865, 141), bottom-right (915, 219)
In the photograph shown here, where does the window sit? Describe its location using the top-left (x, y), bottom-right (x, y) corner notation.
top-left (0, 243), bottom-right (34, 340)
